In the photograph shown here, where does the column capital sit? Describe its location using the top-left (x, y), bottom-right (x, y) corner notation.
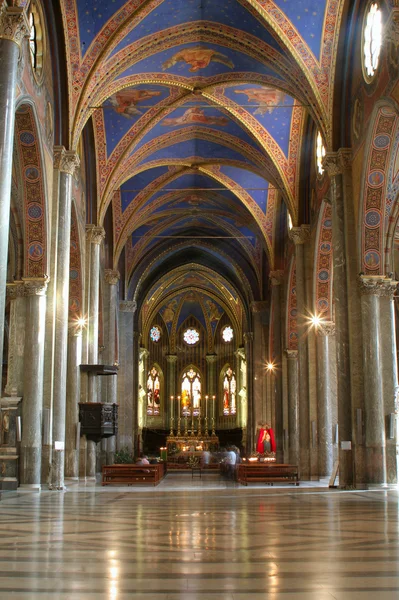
top-left (285, 349), bottom-right (298, 359)
top-left (269, 270), bottom-right (284, 286)
top-left (235, 347), bottom-right (246, 360)
top-left (0, 5), bottom-right (29, 47)
top-left (166, 354), bottom-right (178, 363)
top-left (68, 320), bottom-right (84, 337)
top-left (205, 353), bottom-right (217, 364)
top-left (323, 149), bottom-right (352, 177)
top-left (53, 147), bottom-right (80, 175)
top-left (22, 276), bottom-right (49, 296)
top-left (104, 269), bottom-right (120, 285)
top-left (86, 225), bottom-right (105, 245)
top-left (6, 280), bottom-right (25, 299)
top-left (244, 331), bottom-right (253, 343)
top-left (289, 225), bottom-right (310, 245)
top-left (358, 275), bottom-right (398, 298)
top-left (250, 301), bottom-right (268, 314)
top-left (316, 321), bottom-right (336, 336)
top-left (119, 300), bottom-right (137, 313)
top-left (139, 348), bottom-right (149, 360)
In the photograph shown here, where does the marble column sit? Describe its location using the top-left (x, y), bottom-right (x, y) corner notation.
top-left (316, 322), bottom-right (336, 477)
top-left (65, 323), bottom-right (83, 480)
top-left (244, 332), bottom-right (254, 454)
top-left (379, 289), bottom-right (399, 484)
top-left (324, 150), bottom-right (354, 488)
top-left (285, 349), bottom-right (299, 466)
top-left (289, 226), bottom-right (310, 478)
top-left (117, 301), bottom-right (136, 454)
top-left (269, 271), bottom-right (284, 463)
top-left (166, 354), bottom-right (178, 425)
top-left (104, 269), bottom-right (120, 465)
top-left (20, 277), bottom-right (48, 488)
top-left (5, 282), bottom-right (26, 397)
top-left (85, 226), bottom-right (105, 478)
top-left (0, 7), bottom-right (28, 379)
top-left (250, 302), bottom-right (268, 429)
top-left (359, 276), bottom-right (397, 485)
top-left (50, 148), bottom-right (80, 490)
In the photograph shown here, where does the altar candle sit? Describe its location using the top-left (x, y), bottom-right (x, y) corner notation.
top-left (205, 395), bottom-right (208, 418)
top-left (212, 395), bottom-right (216, 419)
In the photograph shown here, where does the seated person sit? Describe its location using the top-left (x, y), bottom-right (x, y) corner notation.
top-left (136, 455), bottom-right (150, 465)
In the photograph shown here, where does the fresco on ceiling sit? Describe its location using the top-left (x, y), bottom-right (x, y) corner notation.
top-left (272, 0), bottom-right (327, 59)
top-left (222, 85), bottom-right (294, 157)
top-left (116, 42), bottom-right (283, 81)
top-left (120, 166), bottom-right (170, 212)
top-left (136, 138), bottom-right (259, 166)
top-left (134, 104), bottom-right (260, 155)
top-left (159, 296), bottom-right (181, 332)
top-left (161, 107), bottom-right (229, 127)
top-left (76, 0), bottom-right (127, 56)
top-left (103, 85), bottom-right (171, 156)
top-left (108, 0), bottom-right (286, 60)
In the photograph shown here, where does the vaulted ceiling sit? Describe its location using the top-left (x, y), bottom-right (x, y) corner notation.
top-left (61, 0), bottom-right (343, 313)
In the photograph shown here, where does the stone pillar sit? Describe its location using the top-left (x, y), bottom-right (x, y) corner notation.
top-left (104, 269), bottom-right (120, 465)
top-left (316, 322), bottom-right (336, 477)
top-left (244, 332), bottom-right (254, 454)
top-left (5, 282), bottom-right (26, 397)
top-left (166, 354), bottom-right (178, 424)
top-left (65, 323), bottom-right (83, 480)
top-left (359, 276), bottom-right (397, 485)
top-left (285, 349), bottom-right (299, 466)
top-left (289, 226), bottom-right (310, 478)
top-left (117, 301), bottom-right (136, 454)
top-left (50, 148), bottom-right (80, 490)
top-left (269, 271), bottom-right (284, 462)
top-left (0, 6), bottom-right (28, 379)
top-left (379, 289), bottom-right (399, 484)
top-left (250, 302), bottom-right (268, 429)
top-left (20, 277), bottom-right (48, 488)
top-left (85, 225), bottom-right (105, 478)
top-left (324, 150), bottom-right (354, 487)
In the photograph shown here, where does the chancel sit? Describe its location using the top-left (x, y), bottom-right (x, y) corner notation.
top-left (0, 1), bottom-right (399, 598)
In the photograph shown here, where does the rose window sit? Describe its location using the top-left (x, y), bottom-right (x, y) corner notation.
top-left (150, 325), bottom-right (161, 342)
top-left (183, 328), bottom-right (199, 345)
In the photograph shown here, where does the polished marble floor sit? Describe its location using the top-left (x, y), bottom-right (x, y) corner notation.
top-left (0, 475), bottom-right (398, 599)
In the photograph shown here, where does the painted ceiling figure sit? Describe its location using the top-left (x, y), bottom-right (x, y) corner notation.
top-left (162, 46), bottom-right (234, 72)
top-left (162, 107), bottom-right (229, 127)
top-left (108, 89), bottom-right (162, 117)
top-left (234, 88), bottom-right (287, 115)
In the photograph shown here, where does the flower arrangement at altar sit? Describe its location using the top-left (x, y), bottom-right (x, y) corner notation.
top-left (187, 455), bottom-right (200, 468)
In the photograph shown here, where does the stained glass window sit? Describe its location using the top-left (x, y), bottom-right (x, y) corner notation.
top-left (316, 131), bottom-right (326, 176)
top-left (183, 328), bottom-right (199, 345)
top-left (150, 325), bottom-right (161, 342)
top-left (147, 367), bottom-right (161, 416)
top-left (222, 326), bottom-right (234, 343)
top-left (363, 3), bottom-right (382, 81)
top-left (181, 367), bottom-right (201, 416)
top-left (222, 367), bottom-right (237, 416)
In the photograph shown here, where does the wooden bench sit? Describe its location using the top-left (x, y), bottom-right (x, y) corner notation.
top-left (237, 463), bottom-right (299, 486)
top-left (102, 463), bottom-right (165, 486)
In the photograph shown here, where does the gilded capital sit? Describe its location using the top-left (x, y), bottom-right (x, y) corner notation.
top-left (22, 276), bottom-right (49, 296)
top-left (289, 225), bottom-right (310, 245)
top-left (285, 349), bottom-right (298, 359)
top-left (53, 147), bottom-right (80, 175)
top-left (269, 270), bottom-right (284, 286)
top-left (119, 300), bottom-right (137, 313)
top-left (323, 149), bottom-right (352, 177)
top-left (358, 275), bottom-right (398, 298)
top-left (250, 301), bottom-right (268, 314)
top-left (86, 225), bottom-right (105, 245)
top-left (6, 280), bottom-right (25, 299)
top-left (104, 269), bottom-right (120, 286)
top-left (0, 5), bottom-right (29, 47)
top-left (317, 321), bottom-right (336, 336)
top-left (166, 354), bottom-right (178, 363)
top-left (205, 354), bottom-right (217, 364)
top-left (244, 331), bottom-right (253, 343)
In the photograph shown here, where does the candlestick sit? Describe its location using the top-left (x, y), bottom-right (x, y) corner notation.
top-left (177, 417), bottom-right (181, 436)
top-left (212, 416), bottom-right (216, 437)
top-left (198, 410), bottom-right (202, 437)
top-left (205, 416), bottom-right (209, 437)
top-left (191, 411), bottom-right (194, 436)
top-left (184, 414), bottom-right (188, 436)
top-left (169, 416), bottom-right (174, 437)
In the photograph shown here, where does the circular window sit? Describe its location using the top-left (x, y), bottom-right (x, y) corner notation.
top-left (183, 328), bottom-right (200, 345)
top-left (28, 1), bottom-right (45, 84)
top-left (363, 3), bottom-right (382, 82)
top-left (150, 325), bottom-right (161, 343)
top-left (222, 326), bottom-right (234, 343)
top-left (316, 131), bottom-right (326, 176)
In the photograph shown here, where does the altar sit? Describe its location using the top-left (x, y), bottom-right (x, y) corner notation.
top-left (166, 433), bottom-right (219, 468)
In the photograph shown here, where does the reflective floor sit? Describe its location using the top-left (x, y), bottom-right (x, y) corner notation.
top-left (0, 475), bottom-right (398, 599)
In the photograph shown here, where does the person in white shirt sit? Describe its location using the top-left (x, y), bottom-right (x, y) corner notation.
top-left (226, 446), bottom-right (237, 479)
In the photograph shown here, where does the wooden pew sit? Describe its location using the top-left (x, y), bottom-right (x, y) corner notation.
top-left (237, 463), bottom-right (299, 486)
top-left (102, 463), bottom-right (165, 486)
